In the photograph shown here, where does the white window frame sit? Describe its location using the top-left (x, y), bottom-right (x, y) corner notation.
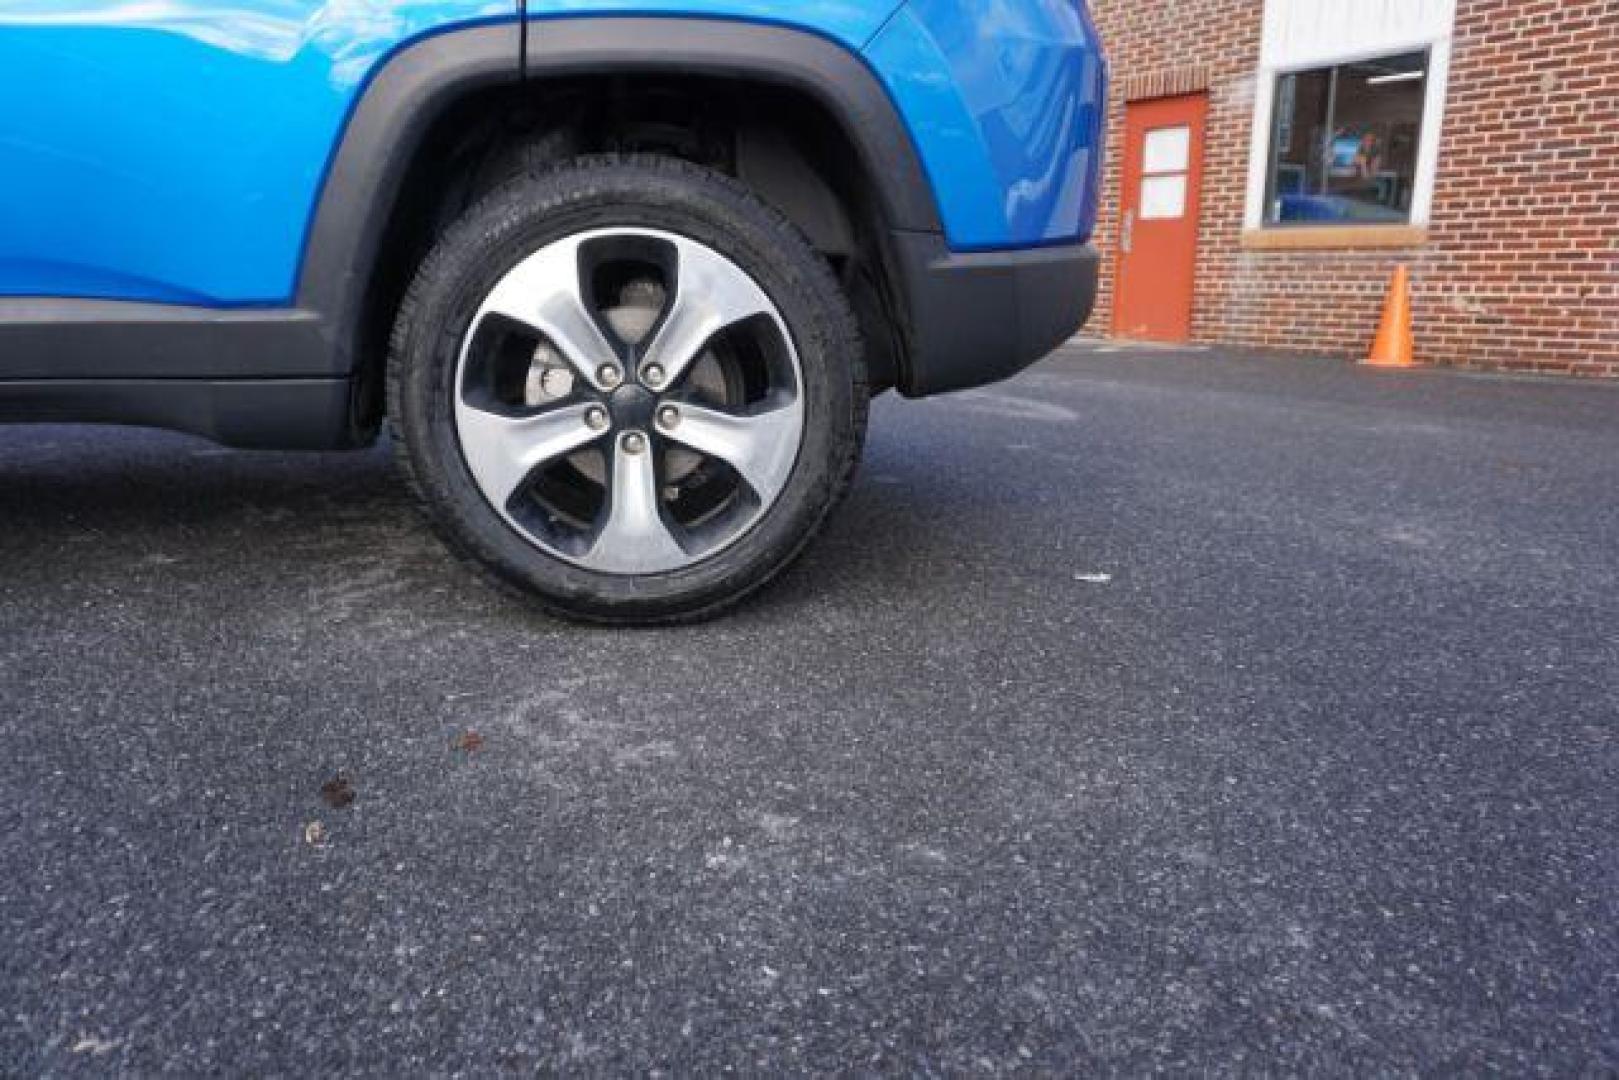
top-left (1243, 0), bottom-right (1456, 231)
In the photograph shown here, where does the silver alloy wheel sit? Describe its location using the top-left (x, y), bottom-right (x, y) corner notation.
top-left (453, 228), bottom-right (806, 575)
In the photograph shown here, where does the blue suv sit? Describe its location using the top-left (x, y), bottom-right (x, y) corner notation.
top-left (0, 2), bottom-right (1106, 622)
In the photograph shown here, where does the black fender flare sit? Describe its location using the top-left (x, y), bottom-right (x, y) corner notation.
top-left (296, 20), bottom-right (523, 367)
top-left (519, 17), bottom-right (941, 236)
top-left (297, 16), bottom-right (945, 373)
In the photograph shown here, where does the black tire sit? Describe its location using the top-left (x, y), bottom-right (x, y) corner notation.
top-left (387, 154), bottom-right (868, 624)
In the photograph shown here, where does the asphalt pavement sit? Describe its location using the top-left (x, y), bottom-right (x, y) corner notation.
top-left (2, 344), bottom-right (1616, 1073)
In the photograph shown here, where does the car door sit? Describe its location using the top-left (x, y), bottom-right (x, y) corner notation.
top-left (0, 2), bottom-right (511, 309)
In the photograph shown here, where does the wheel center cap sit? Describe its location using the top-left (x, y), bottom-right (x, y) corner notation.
top-left (607, 384), bottom-right (657, 431)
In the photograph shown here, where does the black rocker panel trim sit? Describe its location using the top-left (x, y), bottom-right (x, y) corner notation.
top-left (0, 378), bottom-right (358, 450)
top-left (0, 300), bottom-right (327, 381)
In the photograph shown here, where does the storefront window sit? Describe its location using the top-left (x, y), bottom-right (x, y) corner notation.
top-left (1264, 51), bottom-right (1430, 227)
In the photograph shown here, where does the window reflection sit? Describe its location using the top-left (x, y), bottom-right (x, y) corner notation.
top-left (1265, 50), bottom-right (1430, 226)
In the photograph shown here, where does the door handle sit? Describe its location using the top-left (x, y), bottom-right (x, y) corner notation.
top-left (1120, 210), bottom-right (1135, 254)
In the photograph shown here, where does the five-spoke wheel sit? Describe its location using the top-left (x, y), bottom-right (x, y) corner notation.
top-left (455, 228), bottom-right (806, 575)
top-left (389, 156), bottom-right (866, 623)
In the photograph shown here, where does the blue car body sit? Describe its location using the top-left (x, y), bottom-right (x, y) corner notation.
top-left (0, 1), bottom-right (1104, 307)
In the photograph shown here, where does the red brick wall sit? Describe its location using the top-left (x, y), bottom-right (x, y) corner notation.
top-left (1086, 0), bottom-right (1619, 377)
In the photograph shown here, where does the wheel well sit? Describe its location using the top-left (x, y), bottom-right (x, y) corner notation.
top-left (353, 75), bottom-right (907, 428)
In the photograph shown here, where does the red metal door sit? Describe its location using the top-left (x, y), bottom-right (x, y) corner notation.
top-left (1113, 93), bottom-right (1208, 343)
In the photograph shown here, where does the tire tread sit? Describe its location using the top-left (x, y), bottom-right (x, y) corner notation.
top-left (386, 153), bottom-right (867, 624)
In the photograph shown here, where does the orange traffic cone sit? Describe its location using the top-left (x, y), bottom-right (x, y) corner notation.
top-left (1364, 265), bottom-right (1416, 368)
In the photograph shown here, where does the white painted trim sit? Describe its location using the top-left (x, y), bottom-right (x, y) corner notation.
top-left (1409, 33), bottom-right (1452, 226)
top-left (1242, 0), bottom-right (1457, 231)
top-left (1243, 68), bottom-right (1279, 231)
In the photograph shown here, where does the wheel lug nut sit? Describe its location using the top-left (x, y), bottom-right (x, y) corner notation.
top-left (656, 405), bottom-right (680, 430)
top-left (584, 406), bottom-right (609, 431)
top-left (597, 363), bottom-right (623, 389)
top-left (641, 363), bottom-right (666, 388)
top-left (621, 431), bottom-right (648, 455)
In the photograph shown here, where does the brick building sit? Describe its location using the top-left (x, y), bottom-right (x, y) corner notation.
top-left (1085, 0), bottom-right (1619, 376)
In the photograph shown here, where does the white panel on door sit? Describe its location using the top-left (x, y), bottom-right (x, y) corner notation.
top-left (1139, 174), bottom-right (1188, 220)
top-left (1142, 126), bottom-right (1191, 175)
